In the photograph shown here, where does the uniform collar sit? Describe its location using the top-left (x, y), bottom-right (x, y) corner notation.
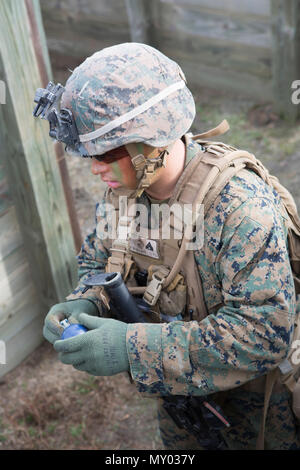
top-left (182, 133), bottom-right (204, 167)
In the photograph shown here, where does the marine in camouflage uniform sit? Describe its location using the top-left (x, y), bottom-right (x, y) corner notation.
top-left (37, 43), bottom-right (300, 450)
top-left (68, 139), bottom-right (300, 450)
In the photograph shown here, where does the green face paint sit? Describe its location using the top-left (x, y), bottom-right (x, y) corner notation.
top-left (111, 160), bottom-right (123, 182)
top-left (136, 142), bottom-right (144, 155)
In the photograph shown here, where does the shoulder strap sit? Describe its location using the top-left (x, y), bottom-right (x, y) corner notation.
top-left (256, 368), bottom-right (279, 450)
top-left (163, 148), bottom-right (259, 289)
top-left (191, 119), bottom-right (230, 140)
top-left (142, 146), bottom-right (260, 309)
top-left (105, 190), bottom-right (136, 280)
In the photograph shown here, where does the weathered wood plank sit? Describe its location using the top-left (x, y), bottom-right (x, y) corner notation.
top-left (40, 0), bottom-right (273, 99)
top-left (0, 310), bottom-right (44, 377)
top-left (0, 297), bottom-right (41, 343)
top-left (25, 0), bottom-right (82, 253)
top-left (175, 58), bottom-right (272, 101)
top-left (0, 273), bottom-right (37, 328)
top-left (152, 2), bottom-right (272, 48)
top-left (0, 245), bottom-right (38, 326)
top-left (0, 163), bottom-right (13, 216)
top-left (151, 0), bottom-right (272, 98)
top-left (0, 232), bottom-right (43, 377)
top-left (158, 35), bottom-right (271, 80)
top-left (41, 0), bottom-right (130, 81)
top-left (0, 207), bottom-right (23, 263)
top-left (0, 238), bottom-right (43, 378)
top-left (31, 0), bottom-right (52, 81)
top-left (125, 0), bottom-right (153, 44)
top-left (160, 0), bottom-right (271, 17)
top-left (41, 0), bottom-right (129, 24)
top-left (0, 0), bottom-right (78, 309)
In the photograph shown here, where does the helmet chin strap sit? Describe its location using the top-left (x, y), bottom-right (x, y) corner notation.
top-left (107, 142), bottom-right (174, 279)
top-left (125, 142), bottom-right (172, 198)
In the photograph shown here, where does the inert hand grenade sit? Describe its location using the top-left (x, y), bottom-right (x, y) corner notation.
top-left (60, 319), bottom-right (87, 340)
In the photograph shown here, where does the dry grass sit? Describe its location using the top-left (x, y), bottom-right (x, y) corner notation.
top-left (0, 342), bottom-right (161, 450)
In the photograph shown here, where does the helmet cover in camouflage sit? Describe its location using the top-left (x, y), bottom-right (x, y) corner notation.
top-left (61, 42), bottom-right (196, 157)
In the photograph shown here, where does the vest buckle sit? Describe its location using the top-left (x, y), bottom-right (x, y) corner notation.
top-left (143, 267), bottom-right (169, 306)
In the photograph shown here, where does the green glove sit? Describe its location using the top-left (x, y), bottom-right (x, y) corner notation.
top-left (53, 314), bottom-right (129, 376)
top-left (43, 299), bottom-right (98, 344)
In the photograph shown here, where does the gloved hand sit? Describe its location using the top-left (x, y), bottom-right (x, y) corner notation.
top-left (43, 299), bottom-right (99, 344)
top-left (53, 313), bottom-right (129, 376)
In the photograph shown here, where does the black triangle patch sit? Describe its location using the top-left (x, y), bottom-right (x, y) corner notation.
top-left (145, 241), bottom-right (154, 251)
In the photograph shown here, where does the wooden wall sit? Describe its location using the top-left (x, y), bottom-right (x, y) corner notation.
top-left (150, 0), bottom-right (272, 100)
top-left (0, 0), bottom-right (78, 377)
top-left (40, 0), bottom-right (131, 83)
top-left (41, 0), bottom-right (272, 100)
top-left (0, 160), bottom-right (44, 375)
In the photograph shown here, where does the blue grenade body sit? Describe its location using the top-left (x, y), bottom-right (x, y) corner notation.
top-left (60, 319), bottom-right (87, 339)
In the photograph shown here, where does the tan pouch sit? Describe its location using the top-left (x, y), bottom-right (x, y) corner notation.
top-left (159, 283), bottom-right (187, 317)
top-left (148, 265), bottom-right (187, 319)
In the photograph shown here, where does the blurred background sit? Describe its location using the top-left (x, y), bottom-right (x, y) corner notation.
top-left (0, 0), bottom-right (299, 449)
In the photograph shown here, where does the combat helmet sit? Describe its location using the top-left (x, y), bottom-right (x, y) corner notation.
top-left (33, 42), bottom-right (196, 196)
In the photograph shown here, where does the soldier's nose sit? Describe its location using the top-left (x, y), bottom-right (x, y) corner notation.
top-left (91, 158), bottom-right (109, 175)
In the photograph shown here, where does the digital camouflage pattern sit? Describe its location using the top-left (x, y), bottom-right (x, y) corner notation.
top-left (67, 137), bottom-right (300, 449)
top-left (157, 388), bottom-right (300, 450)
top-left (61, 43), bottom-right (195, 157)
top-left (126, 171), bottom-right (295, 396)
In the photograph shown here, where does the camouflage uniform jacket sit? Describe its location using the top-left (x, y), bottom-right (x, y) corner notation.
top-left (67, 137), bottom-right (296, 398)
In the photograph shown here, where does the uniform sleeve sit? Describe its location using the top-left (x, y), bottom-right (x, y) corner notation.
top-left (126, 197), bottom-right (296, 396)
top-left (66, 201), bottom-right (110, 313)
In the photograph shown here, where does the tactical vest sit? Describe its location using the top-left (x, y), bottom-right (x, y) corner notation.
top-left (97, 121), bottom-right (300, 449)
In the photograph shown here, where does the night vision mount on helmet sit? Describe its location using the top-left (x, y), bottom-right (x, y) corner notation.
top-left (33, 81), bottom-right (87, 157)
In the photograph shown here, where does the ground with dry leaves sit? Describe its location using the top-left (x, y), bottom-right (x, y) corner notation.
top-left (0, 342), bottom-right (161, 449)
